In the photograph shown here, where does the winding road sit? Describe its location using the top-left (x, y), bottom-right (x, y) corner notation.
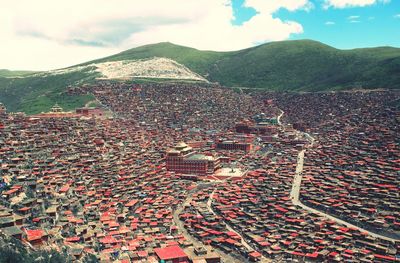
top-left (285, 111), bottom-right (400, 242)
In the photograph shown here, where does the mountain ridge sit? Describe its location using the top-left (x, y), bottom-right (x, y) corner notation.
top-left (1, 39), bottom-right (400, 114)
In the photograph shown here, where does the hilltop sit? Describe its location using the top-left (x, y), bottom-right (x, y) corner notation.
top-left (1, 40), bottom-right (400, 114)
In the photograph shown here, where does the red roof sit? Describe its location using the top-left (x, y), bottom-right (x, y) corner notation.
top-left (25, 229), bottom-right (44, 241)
top-left (65, 236), bottom-right (80, 242)
top-left (249, 251), bottom-right (262, 258)
top-left (125, 199), bottom-right (138, 207)
top-left (60, 184), bottom-right (70, 192)
top-left (154, 245), bottom-right (188, 260)
top-left (374, 254), bottom-right (396, 261)
top-left (306, 252), bottom-right (319, 258)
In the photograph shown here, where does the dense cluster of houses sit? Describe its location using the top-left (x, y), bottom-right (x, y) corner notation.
top-left (271, 91), bottom-right (400, 239)
top-left (180, 116), bottom-right (399, 262)
top-left (0, 85), bottom-right (398, 262)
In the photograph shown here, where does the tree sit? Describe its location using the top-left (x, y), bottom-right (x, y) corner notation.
top-left (0, 235), bottom-right (71, 263)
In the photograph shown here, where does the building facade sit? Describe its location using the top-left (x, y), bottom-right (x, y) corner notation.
top-left (166, 142), bottom-right (220, 176)
top-left (236, 120), bottom-right (277, 135)
top-left (75, 107), bottom-right (104, 117)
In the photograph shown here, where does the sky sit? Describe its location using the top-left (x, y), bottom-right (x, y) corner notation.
top-left (0, 0), bottom-right (399, 71)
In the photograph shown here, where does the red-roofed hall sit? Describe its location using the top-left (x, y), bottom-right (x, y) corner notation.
top-left (154, 245), bottom-right (189, 263)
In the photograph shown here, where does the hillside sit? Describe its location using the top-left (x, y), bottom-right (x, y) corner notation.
top-left (91, 40), bottom-right (400, 90)
top-left (0, 233), bottom-right (96, 263)
top-left (1, 40), bottom-right (400, 114)
top-left (0, 69), bottom-right (38, 78)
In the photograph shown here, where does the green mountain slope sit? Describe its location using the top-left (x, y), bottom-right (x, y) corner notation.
top-left (0, 69), bottom-right (39, 78)
top-left (1, 40), bottom-right (400, 114)
top-left (82, 42), bottom-right (231, 77)
top-left (89, 40), bottom-right (400, 90)
top-left (0, 68), bottom-right (97, 114)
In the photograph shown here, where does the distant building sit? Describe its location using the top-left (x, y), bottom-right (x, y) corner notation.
top-left (51, 103), bottom-right (63, 113)
top-left (166, 142), bottom-right (220, 176)
top-left (236, 120), bottom-right (277, 135)
top-left (216, 140), bottom-right (252, 152)
top-left (254, 113), bottom-right (278, 125)
top-left (75, 107), bottom-right (104, 117)
top-left (31, 103), bottom-right (80, 119)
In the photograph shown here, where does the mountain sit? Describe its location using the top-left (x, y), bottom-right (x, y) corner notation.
top-left (1, 40), bottom-right (400, 114)
top-left (82, 42), bottom-right (228, 77)
top-left (89, 40), bottom-right (400, 90)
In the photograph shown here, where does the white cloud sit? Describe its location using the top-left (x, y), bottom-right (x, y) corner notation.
top-left (324, 0), bottom-right (389, 9)
top-left (394, 14), bottom-right (400, 18)
top-left (244, 0), bottom-right (311, 12)
top-left (0, 0), bottom-right (310, 71)
top-left (348, 15), bottom-right (360, 20)
top-left (325, 21), bottom-right (336, 25)
top-left (347, 15), bottom-right (361, 23)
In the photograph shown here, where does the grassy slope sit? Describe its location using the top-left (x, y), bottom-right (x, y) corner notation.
top-left (0, 69), bottom-right (97, 114)
top-left (208, 40), bottom-right (400, 90)
top-left (0, 69), bottom-right (39, 77)
top-left (1, 40), bottom-right (399, 114)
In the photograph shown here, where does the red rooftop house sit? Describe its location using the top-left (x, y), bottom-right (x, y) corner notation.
top-left (154, 245), bottom-right (189, 263)
top-left (166, 142), bottom-right (220, 176)
top-left (24, 229), bottom-right (48, 247)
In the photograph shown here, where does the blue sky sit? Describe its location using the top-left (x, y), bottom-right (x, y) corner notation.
top-left (232, 0), bottom-right (400, 49)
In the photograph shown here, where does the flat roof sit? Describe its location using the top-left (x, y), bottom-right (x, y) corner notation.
top-left (154, 245), bottom-right (188, 260)
top-left (215, 167), bottom-right (245, 177)
top-left (187, 154), bottom-right (214, 161)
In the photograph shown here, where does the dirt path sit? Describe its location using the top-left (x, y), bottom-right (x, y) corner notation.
top-left (85, 99), bottom-right (100, 108)
top-left (277, 109), bottom-right (284, 125)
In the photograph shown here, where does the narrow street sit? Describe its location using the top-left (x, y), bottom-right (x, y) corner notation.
top-left (172, 184), bottom-right (242, 263)
top-left (207, 189), bottom-right (271, 263)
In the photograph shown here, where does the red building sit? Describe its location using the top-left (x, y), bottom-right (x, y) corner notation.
top-left (154, 245), bottom-right (189, 263)
top-left (235, 120), bottom-right (277, 135)
top-left (166, 142), bottom-right (220, 176)
top-left (75, 107), bottom-right (104, 117)
top-left (216, 140), bottom-right (252, 152)
top-left (24, 229), bottom-right (48, 247)
top-left (31, 103), bottom-right (81, 119)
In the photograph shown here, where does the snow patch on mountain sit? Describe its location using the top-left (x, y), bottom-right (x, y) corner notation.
top-left (40, 57), bottom-right (207, 82)
top-left (94, 57), bottom-right (206, 81)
